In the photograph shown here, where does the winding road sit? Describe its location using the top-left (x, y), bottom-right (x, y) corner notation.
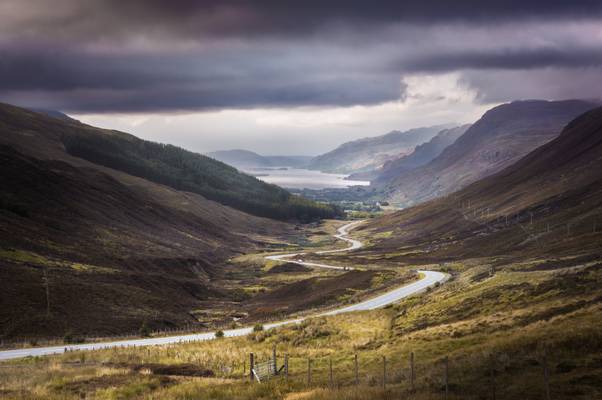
top-left (0, 220), bottom-right (448, 361)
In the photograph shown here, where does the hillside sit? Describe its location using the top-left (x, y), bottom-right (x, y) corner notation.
top-left (0, 103), bottom-right (317, 339)
top-left (0, 103), bottom-right (339, 222)
top-left (26, 108), bottom-right (78, 122)
top-left (307, 125), bottom-right (451, 174)
top-left (361, 104), bottom-right (602, 260)
top-left (207, 149), bottom-right (311, 169)
top-left (380, 100), bottom-right (597, 206)
top-left (0, 144), bottom-right (292, 339)
top-left (349, 124), bottom-right (470, 182)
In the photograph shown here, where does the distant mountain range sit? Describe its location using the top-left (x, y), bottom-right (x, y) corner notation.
top-left (378, 99), bottom-right (598, 206)
top-left (349, 125), bottom-right (470, 182)
top-left (206, 149), bottom-right (312, 169)
top-left (306, 125), bottom-right (453, 174)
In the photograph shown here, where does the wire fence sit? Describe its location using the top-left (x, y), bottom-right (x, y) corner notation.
top-left (245, 348), bottom-right (571, 399)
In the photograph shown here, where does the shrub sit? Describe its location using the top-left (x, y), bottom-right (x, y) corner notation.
top-left (215, 330), bottom-right (224, 338)
top-left (139, 321), bottom-right (151, 337)
top-left (63, 331), bottom-right (84, 344)
top-left (253, 323), bottom-right (264, 332)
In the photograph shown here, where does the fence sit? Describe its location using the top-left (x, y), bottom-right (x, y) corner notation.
top-left (246, 348), bottom-right (561, 400)
top-left (250, 347), bottom-right (287, 382)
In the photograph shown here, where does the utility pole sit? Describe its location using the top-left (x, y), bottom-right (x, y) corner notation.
top-left (43, 268), bottom-right (50, 317)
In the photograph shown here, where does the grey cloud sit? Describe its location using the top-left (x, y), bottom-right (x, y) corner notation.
top-left (399, 47), bottom-right (602, 72)
top-left (1, 1), bottom-right (602, 112)
top-left (0, 47), bottom-right (405, 112)
top-left (459, 68), bottom-right (602, 104)
top-left (3, 1), bottom-right (602, 41)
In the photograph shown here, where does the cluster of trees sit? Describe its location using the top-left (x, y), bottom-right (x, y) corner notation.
top-left (62, 132), bottom-right (342, 221)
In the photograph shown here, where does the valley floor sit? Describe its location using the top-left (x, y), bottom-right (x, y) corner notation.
top-left (1, 219), bottom-right (601, 399)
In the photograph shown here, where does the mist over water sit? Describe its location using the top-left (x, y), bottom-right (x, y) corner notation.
top-left (245, 167), bottom-right (370, 189)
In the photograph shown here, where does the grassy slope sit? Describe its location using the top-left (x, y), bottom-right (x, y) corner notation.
top-left (0, 102), bottom-right (340, 222)
top-left (0, 103), bottom-right (310, 339)
top-left (0, 144), bottom-right (292, 339)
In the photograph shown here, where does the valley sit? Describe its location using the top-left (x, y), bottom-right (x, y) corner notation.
top-left (0, 221), bottom-right (447, 361)
top-left (3, 3), bottom-right (602, 398)
top-left (1, 103), bottom-right (601, 397)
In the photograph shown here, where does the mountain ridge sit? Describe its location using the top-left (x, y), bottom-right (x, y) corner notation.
top-left (307, 124), bottom-right (453, 174)
top-left (362, 104), bottom-right (602, 260)
top-left (207, 149), bottom-right (312, 169)
top-left (380, 99), bottom-right (598, 206)
top-left (349, 124), bottom-right (470, 182)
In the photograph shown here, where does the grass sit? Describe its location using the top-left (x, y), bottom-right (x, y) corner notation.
top-left (0, 248), bottom-right (118, 273)
top-left (1, 221), bottom-right (601, 399)
top-left (2, 261), bottom-right (600, 399)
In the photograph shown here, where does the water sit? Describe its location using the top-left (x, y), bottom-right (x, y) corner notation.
top-left (245, 167), bottom-right (370, 189)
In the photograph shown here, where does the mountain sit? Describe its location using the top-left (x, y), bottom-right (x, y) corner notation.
top-left (27, 108), bottom-right (78, 122)
top-left (349, 125), bottom-right (470, 182)
top-left (0, 103), bottom-right (333, 338)
top-left (1, 105), bottom-right (339, 221)
top-left (380, 100), bottom-right (598, 206)
top-left (207, 149), bottom-right (312, 169)
top-left (362, 104), bottom-right (602, 261)
top-left (307, 125), bottom-right (452, 174)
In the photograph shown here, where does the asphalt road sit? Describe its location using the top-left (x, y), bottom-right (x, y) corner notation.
top-left (0, 220), bottom-right (448, 361)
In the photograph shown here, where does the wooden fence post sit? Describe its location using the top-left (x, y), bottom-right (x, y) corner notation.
top-left (410, 352), bottom-right (415, 392)
top-left (285, 354), bottom-right (289, 383)
top-left (307, 358), bottom-right (312, 386)
top-left (444, 356), bottom-right (449, 400)
top-left (329, 358), bottom-right (333, 388)
top-left (382, 356), bottom-right (387, 389)
top-left (354, 354), bottom-right (359, 385)
top-left (543, 352), bottom-right (551, 400)
top-left (273, 345), bottom-right (277, 374)
top-left (250, 353), bottom-right (254, 383)
top-left (490, 354), bottom-right (496, 400)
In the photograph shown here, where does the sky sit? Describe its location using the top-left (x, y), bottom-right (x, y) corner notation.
top-left (1, 1), bottom-right (601, 155)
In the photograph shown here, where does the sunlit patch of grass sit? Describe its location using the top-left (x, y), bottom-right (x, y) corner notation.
top-left (0, 248), bottom-right (118, 273)
top-left (0, 248), bottom-right (53, 265)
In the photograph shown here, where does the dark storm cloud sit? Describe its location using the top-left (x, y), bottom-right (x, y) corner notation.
top-left (5, 1), bottom-right (602, 40)
top-left (1, 0), bottom-right (601, 112)
top-left (399, 47), bottom-right (602, 72)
